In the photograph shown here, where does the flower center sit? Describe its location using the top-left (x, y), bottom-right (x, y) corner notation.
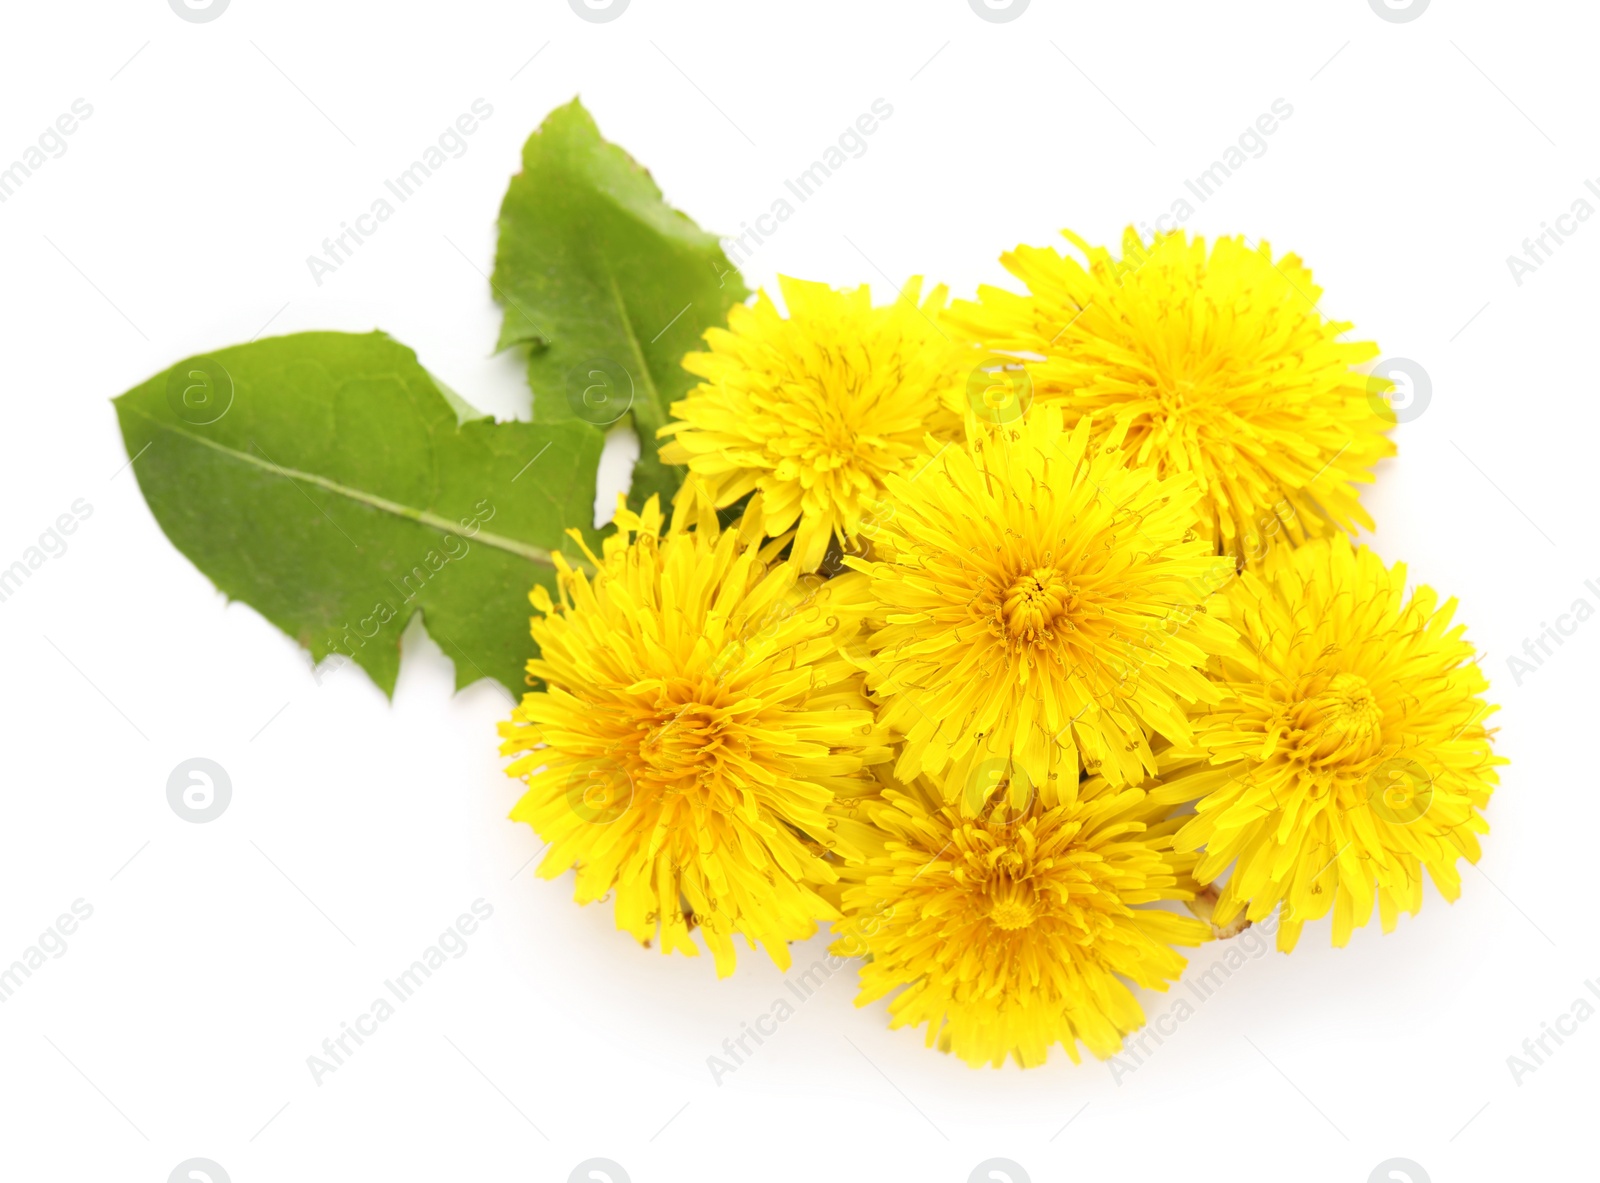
top-left (985, 876), bottom-right (1039, 930)
top-left (1157, 376), bottom-right (1197, 412)
top-left (1001, 567), bottom-right (1076, 643)
top-left (1290, 671), bottom-right (1384, 762)
top-left (637, 701), bottom-right (727, 785)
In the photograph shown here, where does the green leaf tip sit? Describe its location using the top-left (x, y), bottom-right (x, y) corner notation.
top-left (491, 96), bottom-right (749, 511)
top-left (114, 330), bottom-right (602, 698)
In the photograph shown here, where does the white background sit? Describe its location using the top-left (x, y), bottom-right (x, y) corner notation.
top-left (0, 1), bottom-right (1593, 1180)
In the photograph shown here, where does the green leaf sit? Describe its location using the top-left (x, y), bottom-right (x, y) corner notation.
top-left (492, 97), bottom-right (749, 509)
top-left (114, 331), bottom-right (602, 698)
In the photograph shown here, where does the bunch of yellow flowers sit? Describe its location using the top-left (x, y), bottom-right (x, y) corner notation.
top-left (499, 230), bottom-right (1504, 1069)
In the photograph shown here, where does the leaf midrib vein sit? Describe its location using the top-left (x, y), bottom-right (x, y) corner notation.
top-left (604, 261), bottom-right (664, 431)
top-left (125, 406), bottom-right (579, 570)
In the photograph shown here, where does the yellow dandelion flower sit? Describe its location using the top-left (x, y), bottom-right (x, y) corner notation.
top-left (945, 229), bottom-right (1396, 563)
top-left (498, 493), bottom-right (888, 977)
top-left (658, 275), bottom-right (967, 571)
top-left (842, 407), bottom-right (1236, 798)
top-left (1154, 535), bottom-right (1504, 951)
top-left (831, 771), bottom-right (1210, 1068)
